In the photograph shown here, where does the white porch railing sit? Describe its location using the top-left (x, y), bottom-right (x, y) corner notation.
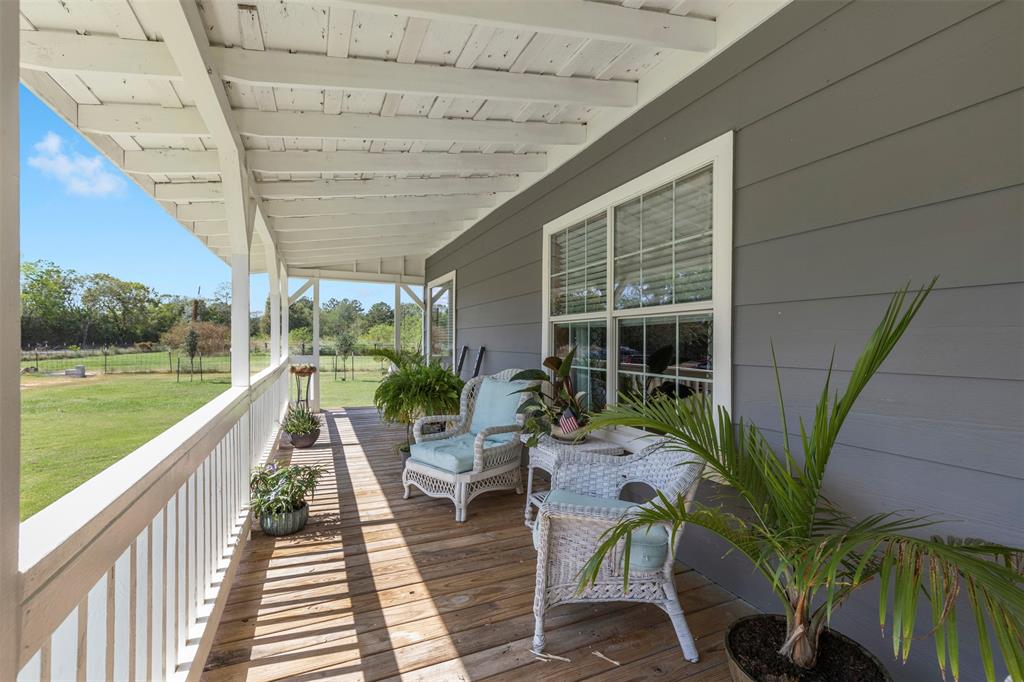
top-left (15, 360), bottom-right (291, 681)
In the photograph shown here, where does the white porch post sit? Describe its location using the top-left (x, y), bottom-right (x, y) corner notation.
top-left (266, 248), bottom-right (281, 364)
top-left (279, 260), bottom-right (289, 360)
top-left (230, 251), bottom-right (250, 387)
top-left (394, 283), bottom-right (402, 353)
top-left (312, 277), bottom-right (320, 412)
top-left (0, 2), bottom-right (20, 676)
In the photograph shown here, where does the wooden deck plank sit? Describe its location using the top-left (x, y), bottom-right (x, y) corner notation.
top-left (202, 406), bottom-right (745, 681)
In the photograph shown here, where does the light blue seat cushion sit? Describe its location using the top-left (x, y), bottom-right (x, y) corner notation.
top-left (536, 489), bottom-right (669, 572)
top-left (409, 432), bottom-right (513, 473)
top-left (469, 378), bottom-right (527, 436)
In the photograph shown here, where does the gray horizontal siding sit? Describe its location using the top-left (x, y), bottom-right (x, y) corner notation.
top-left (427, 2), bottom-right (1023, 679)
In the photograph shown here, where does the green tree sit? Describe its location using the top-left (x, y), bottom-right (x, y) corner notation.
top-left (20, 260), bottom-right (82, 347)
top-left (80, 274), bottom-right (155, 345)
top-left (365, 301), bottom-right (394, 327)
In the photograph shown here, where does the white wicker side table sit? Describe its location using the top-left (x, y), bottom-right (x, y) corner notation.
top-left (521, 434), bottom-right (624, 528)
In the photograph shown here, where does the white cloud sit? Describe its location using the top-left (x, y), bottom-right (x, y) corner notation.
top-left (28, 132), bottom-right (125, 197)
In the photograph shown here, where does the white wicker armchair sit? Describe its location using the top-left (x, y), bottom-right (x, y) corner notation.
top-left (404, 368), bottom-right (527, 522)
top-left (532, 443), bottom-right (704, 661)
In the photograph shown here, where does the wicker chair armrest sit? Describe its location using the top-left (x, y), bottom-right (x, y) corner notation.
top-left (413, 414), bottom-right (464, 443)
top-left (473, 425), bottom-right (523, 471)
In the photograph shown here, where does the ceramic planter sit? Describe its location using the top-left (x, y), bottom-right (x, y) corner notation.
top-left (287, 427), bottom-right (320, 449)
top-left (724, 614), bottom-right (891, 682)
top-left (259, 503), bottom-right (309, 536)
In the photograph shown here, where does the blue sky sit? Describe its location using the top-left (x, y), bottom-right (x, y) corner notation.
top-left (19, 85), bottom-right (393, 312)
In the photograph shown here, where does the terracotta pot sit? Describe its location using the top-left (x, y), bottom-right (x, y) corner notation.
top-left (725, 614), bottom-right (891, 682)
top-left (259, 503), bottom-right (309, 536)
top-left (287, 427), bottom-right (320, 449)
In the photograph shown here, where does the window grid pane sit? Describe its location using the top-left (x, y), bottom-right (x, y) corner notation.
top-left (553, 320), bottom-right (607, 411)
top-left (616, 313), bottom-right (712, 405)
top-left (550, 213), bottom-right (607, 316)
top-left (613, 166), bottom-right (713, 311)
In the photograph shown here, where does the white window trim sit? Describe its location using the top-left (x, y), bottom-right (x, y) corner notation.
top-left (541, 130), bottom-right (733, 426)
top-left (426, 269), bottom-right (457, 367)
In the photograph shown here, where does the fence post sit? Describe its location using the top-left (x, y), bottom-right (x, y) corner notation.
top-left (103, 348), bottom-right (108, 374)
top-left (168, 351), bottom-right (172, 373)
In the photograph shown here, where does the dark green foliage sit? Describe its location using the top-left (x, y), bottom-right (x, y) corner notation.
top-left (371, 356), bottom-right (463, 446)
top-left (249, 463), bottom-right (325, 518)
top-left (511, 346), bottom-right (588, 446)
top-left (579, 280), bottom-right (1024, 680)
top-left (184, 327), bottom-right (199, 360)
top-left (281, 405), bottom-right (320, 436)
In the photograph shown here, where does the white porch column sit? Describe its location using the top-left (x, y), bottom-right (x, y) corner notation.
top-left (267, 254), bottom-right (281, 364)
top-left (312, 277), bottom-right (321, 412)
top-left (229, 251), bottom-right (250, 387)
top-left (279, 260), bottom-right (289, 360)
top-left (393, 283), bottom-right (402, 353)
top-left (0, 2), bottom-right (21, 676)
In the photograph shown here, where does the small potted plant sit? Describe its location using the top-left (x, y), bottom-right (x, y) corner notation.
top-left (511, 346), bottom-right (589, 446)
top-left (581, 280), bottom-right (1024, 682)
top-left (370, 348), bottom-right (464, 460)
top-left (250, 462), bottom-right (325, 536)
top-left (281, 404), bottom-right (320, 448)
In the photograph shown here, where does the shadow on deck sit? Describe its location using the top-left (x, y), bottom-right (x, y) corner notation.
top-left (202, 406), bottom-right (751, 681)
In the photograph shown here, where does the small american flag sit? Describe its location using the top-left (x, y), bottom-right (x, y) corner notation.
top-left (558, 407), bottom-right (579, 436)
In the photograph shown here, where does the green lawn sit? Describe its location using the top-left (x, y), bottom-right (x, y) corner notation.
top-left (20, 374), bottom-right (231, 520)
top-left (20, 368), bottom-right (384, 520)
top-left (21, 350), bottom-right (272, 375)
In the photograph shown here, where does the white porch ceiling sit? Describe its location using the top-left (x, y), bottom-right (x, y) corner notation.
top-left (18, 0), bottom-right (787, 282)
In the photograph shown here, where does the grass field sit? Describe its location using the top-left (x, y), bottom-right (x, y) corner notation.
top-left (20, 368), bottom-right (384, 520)
top-left (21, 350), bottom-right (273, 375)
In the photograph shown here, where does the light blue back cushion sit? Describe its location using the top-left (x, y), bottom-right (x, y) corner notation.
top-left (535, 489), bottom-right (669, 571)
top-left (469, 378), bottom-right (526, 435)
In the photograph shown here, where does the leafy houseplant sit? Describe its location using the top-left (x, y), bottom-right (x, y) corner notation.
top-left (511, 346), bottom-right (589, 446)
top-left (281, 404), bottom-right (321, 449)
top-left (370, 349), bottom-right (464, 456)
top-left (580, 281), bottom-right (1023, 682)
top-left (250, 463), bottom-right (325, 536)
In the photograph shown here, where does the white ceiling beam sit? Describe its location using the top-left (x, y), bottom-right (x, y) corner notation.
top-left (274, 212), bottom-right (475, 232)
top-left (276, 234), bottom-right (457, 252)
top-left (123, 149), bottom-right (219, 175)
top-left (212, 46), bottom-right (635, 107)
top-left (78, 103), bottom-right (584, 145)
top-left (235, 109), bottom-right (585, 146)
top-left (175, 202), bottom-right (224, 222)
top-left (208, 223), bottom-right (462, 245)
top-left (264, 194), bottom-right (495, 216)
top-left (248, 150), bottom-right (544, 174)
top-left (280, 242), bottom-right (442, 259)
top-left (78, 103), bottom-right (205, 136)
top-left (288, 267), bottom-right (425, 286)
top-left (323, 1), bottom-right (717, 52)
top-left (21, 30), bottom-right (635, 107)
top-left (154, 182), bottom-right (223, 202)
top-left (19, 30), bottom-right (181, 80)
top-left (257, 175), bottom-right (517, 199)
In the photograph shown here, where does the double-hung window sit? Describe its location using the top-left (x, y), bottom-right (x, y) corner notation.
top-left (542, 132), bottom-right (733, 416)
top-left (427, 271), bottom-right (456, 368)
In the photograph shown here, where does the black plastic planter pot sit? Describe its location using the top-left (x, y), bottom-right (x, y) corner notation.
top-left (287, 427), bottom-right (320, 449)
top-left (259, 503), bottom-right (309, 536)
top-left (725, 614), bottom-right (892, 682)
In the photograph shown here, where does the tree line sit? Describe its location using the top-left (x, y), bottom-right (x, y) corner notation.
top-left (21, 260), bottom-right (423, 352)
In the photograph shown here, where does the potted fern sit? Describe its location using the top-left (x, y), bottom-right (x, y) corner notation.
top-left (581, 280), bottom-right (1023, 682)
top-left (369, 349), bottom-right (464, 459)
top-left (250, 463), bottom-right (325, 536)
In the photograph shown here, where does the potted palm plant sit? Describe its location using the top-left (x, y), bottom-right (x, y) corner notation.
top-left (370, 348), bottom-right (464, 459)
top-left (281, 404), bottom-right (320, 448)
top-left (581, 280), bottom-right (1023, 682)
top-left (511, 346), bottom-right (589, 446)
top-left (250, 462), bottom-right (325, 536)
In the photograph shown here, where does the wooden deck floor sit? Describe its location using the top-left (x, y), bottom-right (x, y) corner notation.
top-left (203, 407), bottom-right (753, 681)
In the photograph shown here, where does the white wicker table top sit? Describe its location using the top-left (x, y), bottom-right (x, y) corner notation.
top-left (522, 434), bottom-right (625, 472)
